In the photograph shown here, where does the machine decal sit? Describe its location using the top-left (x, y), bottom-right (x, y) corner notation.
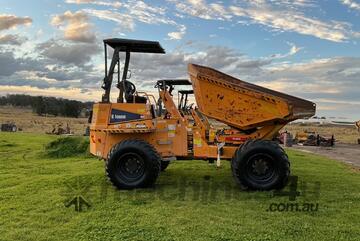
top-left (110, 109), bottom-right (142, 123)
top-left (225, 136), bottom-right (248, 142)
top-left (168, 124), bottom-right (176, 130)
top-left (135, 124), bottom-right (147, 128)
top-left (167, 124), bottom-right (176, 137)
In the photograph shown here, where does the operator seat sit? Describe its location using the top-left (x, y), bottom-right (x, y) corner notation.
top-left (126, 95), bottom-right (147, 104)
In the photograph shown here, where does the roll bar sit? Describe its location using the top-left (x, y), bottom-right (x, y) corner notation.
top-left (101, 38), bottom-right (165, 103)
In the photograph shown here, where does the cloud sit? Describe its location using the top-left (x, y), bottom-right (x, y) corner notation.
top-left (0, 43), bottom-right (102, 93)
top-left (83, 9), bottom-right (135, 31)
top-left (254, 57), bottom-right (360, 106)
top-left (127, 1), bottom-right (168, 24)
top-left (217, 52), bottom-right (360, 118)
top-left (267, 0), bottom-right (317, 8)
top-left (84, 1), bottom-right (187, 39)
top-left (0, 50), bottom-right (42, 76)
top-left (0, 51), bottom-right (26, 76)
top-left (51, 11), bottom-right (96, 43)
top-left (169, 0), bottom-right (232, 20)
top-left (65, 0), bottom-right (121, 8)
top-left (170, 0), bottom-right (358, 42)
top-left (229, 5), bottom-right (355, 42)
top-left (0, 14), bottom-right (32, 31)
top-left (0, 34), bottom-right (27, 45)
top-left (289, 45), bottom-right (302, 55)
top-left (269, 42), bottom-right (303, 59)
top-left (84, 1), bottom-right (173, 26)
top-left (37, 39), bottom-right (101, 67)
top-left (0, 85), bottom-right (103, 101)
top-left (340, 0), bottom-right (360, 11)
top-left (168, 25), bottom-right (186, 40)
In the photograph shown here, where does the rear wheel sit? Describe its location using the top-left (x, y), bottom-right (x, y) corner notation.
top-left (106, 140), bottom-right (161, 189)
top-left (231, 139), bottom-right (290, 190)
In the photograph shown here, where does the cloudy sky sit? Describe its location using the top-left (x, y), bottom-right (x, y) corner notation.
top-left (0, 0), bottom-right (359, 120)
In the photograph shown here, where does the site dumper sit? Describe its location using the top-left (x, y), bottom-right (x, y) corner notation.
top-left (90, 38), bottom-right (316, 190)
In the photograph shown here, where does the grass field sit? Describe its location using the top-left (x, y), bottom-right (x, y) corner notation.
top-left (0, 133), bottom-right (359, 241)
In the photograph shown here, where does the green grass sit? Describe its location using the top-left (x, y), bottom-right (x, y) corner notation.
top-left (0, 133), bottom-right (359, 241)
top-left (44, 137), bottom-right (90, 158)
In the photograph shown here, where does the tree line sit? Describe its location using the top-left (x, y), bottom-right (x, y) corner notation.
top-left (0, 94), bottom-right (93, 118)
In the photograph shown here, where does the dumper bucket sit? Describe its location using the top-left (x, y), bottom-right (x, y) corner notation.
top-left (188, 64), bottom-right (316, 130)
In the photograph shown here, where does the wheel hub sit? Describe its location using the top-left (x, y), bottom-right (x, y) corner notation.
top-left (246, 153), bottom-right (276, 182)
top-left (252, 159), bottom-right (269, 175)
top-left (118, 152), bottom-right (145, 179)
top-left (125, 158), bottom-right (142, 173)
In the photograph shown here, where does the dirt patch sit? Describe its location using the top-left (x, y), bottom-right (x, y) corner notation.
top-left (290, 143), bottom-right (360, 168)
top-left (283, 123), bottom-right (358, 144)
top-left (0, 106), bottom-right (88, 135)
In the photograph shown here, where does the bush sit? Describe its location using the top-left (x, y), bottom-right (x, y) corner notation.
top-left (44, 137), bottom-right (90, 158)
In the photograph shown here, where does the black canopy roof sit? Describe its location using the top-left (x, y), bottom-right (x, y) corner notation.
top-left (178, 90), bottom-right (194, 94)
top-left (103, 38), bottom-right (165, 53)
top-left (156, 79), bottom-right (191, 86)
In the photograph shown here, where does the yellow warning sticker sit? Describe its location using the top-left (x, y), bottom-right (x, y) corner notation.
top-left (137, 109), bottom-right (146, 113)
top-left (168, 130), bottom-right (176, 137)
top-left (194, 138), bottom-right (202, 147)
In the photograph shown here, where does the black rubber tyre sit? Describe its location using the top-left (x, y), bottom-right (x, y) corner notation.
top-left (160, 160), bottom-right (170, 171)
top-left (231, 139), bottom-right (290, 190)
top-left (106, 140), bottom-right (161, 189)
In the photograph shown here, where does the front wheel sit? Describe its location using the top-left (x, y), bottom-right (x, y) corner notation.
top-left (106, 140), bottom-right (161, 189)
top-left (231, 140), bottom-right (290, 190)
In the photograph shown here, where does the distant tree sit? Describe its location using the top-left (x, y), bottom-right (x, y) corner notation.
top-left (0, 94), bottom-right (93, 118)
top-left (34, 96), bottom-right (47, 116)
top-left (62, 100), bottom-right (82, 118)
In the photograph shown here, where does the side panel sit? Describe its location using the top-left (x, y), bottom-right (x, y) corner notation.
top-left (192, 128), bottom-right (237, 159)
top-left (156, 119), bottom-right (188, 157)
top-left (90, 102), bottom-right (152, 158)
top-left (91, 117), bottom-right (188, 159)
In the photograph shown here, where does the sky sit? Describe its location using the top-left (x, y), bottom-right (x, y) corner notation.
top-left (0, 0), bottom-right (359, 120)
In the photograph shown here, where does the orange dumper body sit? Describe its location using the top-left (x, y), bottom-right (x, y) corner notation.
top-left (90, 63), bottom-right (315, 161)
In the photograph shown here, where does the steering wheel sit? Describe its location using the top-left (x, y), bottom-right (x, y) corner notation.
top-left (124, 80), bottom-right (136, 95)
